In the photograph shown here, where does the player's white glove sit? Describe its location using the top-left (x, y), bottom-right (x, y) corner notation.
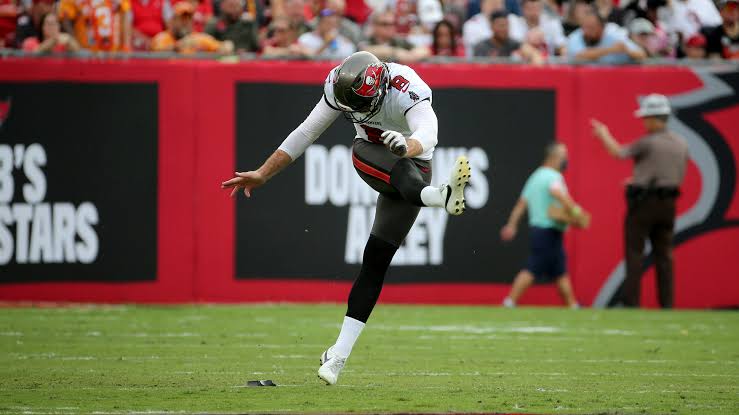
top-left (381, 130), bottom-right (408, 157)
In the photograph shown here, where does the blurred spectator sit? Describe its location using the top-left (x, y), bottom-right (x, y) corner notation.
top-left (593, 0), bottom-right (623, 25)
top-left (360, 9), bottom-right (429, 62)
top-left (365, 0), bottom-right (443, 35)
top-left (297, 8), bottom-right (355, 58)
top-left (463, 0), bottom-right (503, 56)
top-left (562, 0), bottom-right (591, 36)
top-left (683, 32), bottom-right (707, 58)
top-left (204, 0), bottom-right (258, 52)
top-left (309, 0), bottom-right (362, 45)
top-left (14, 0), bottom-right (54, 48)
top-left (130, 0), bottom-right (173, 51)
top-left (508, 0), bottom-right (566, 55)
top-left (664, 0), bottom-right (721, 40)
top-left (566, 9), bottom-right (647, 64)
top-left (466, 0), bottom-right (520, 18)
top-left (431, 19), bottom-right (464, 56)
top-left (642, 4), bottom-right (676, 58)
top-left (705, 0), bottom-right (739, 60)
top-left (627, 17), bottom-right (655, 57)
top-left (417, 0), bottom-right (444, 31)
top-left (151, 1), bottom-right (233, 52)
top-left (626, 17), bottom-right (673, 58)
top-left (442, 0), bottom-right (466, 31)
top-left (525, 26), bottom-right (549, 57)
top-left (541, 0), bottom-right (561, 20)
top-left (284, 0), bottom-right (311, 37)
top-left (344, 0), bottom-right (372, 24)
top-left (0, 0), bottom-right (17, 47)
top-left (21, 12), bottom-right (81, 51)
top-left (262, 15), bottom-right (302, 56)
top-left (172, 0), bottom-right (213, 32)
top-left (59, 0), bottom-right (133, 51)
top-left (474, 10), bottom-right (544, 63)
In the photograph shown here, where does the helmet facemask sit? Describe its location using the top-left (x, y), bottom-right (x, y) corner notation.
top-left (334, 63), bottom-right (390, 124)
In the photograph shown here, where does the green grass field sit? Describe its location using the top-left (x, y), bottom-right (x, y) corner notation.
top-left (1, 304), bottom-right (738, 415)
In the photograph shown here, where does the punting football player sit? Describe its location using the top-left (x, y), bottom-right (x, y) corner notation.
top-left (222, 51), bottom-right (471, 385)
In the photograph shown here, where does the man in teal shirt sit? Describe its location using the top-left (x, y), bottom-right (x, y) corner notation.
top-left (500, 142), bottom-right (587, 308)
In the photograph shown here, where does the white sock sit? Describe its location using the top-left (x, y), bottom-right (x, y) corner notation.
top-left (333, 316), bottom-right (365, 358)
top-left (420, 185), bottom-right (444, 207)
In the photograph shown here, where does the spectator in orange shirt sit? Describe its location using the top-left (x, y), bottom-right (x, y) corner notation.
top-left (151, 1), bottom-right (233, 53)
top-left (22, 12), bottom-right (81, 52)
top-left (171, 0), bottom-right (212, 32)
top-left (58, 0), bottom-right (132, 51)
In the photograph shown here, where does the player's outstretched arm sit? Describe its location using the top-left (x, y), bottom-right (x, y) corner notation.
top-left (221, 96), bottom-right (339, 198)
top-left (221, 150), bottom-right (292, 198)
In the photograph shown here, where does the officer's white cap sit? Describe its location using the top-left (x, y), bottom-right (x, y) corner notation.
top-left (634, 94), bottom-right (671, 118)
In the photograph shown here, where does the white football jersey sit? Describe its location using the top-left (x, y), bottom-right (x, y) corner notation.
top-left (323, 63), bottom-right (435, 160)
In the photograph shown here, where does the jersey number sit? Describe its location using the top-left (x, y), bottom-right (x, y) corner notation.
top-left (360, 125), bottom-right (385, 144)
top-left (390, 75), bottom-right (410, 92)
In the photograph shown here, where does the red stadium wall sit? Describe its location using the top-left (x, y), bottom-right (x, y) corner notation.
top-left (0, 59), bottom-right (737, 308)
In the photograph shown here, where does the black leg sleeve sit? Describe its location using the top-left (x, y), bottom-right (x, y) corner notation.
top-left (389, 158), bottom-right (427, 207)
top-left (346, 234), bottom-right (398, 323)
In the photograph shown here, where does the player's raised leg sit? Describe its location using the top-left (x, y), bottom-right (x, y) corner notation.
top-left (391, 155), bottom-right (471, 216)
top-left (353, 139), bottom-right (472, 215)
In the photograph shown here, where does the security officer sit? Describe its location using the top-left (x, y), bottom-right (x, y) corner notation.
top-left (591, 94), bottom-right (689, 308)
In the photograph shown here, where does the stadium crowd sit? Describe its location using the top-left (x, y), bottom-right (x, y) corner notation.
top-left (0, 0), bottom-right (737, 61)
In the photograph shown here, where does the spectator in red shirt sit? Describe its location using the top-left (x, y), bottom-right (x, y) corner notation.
top-left (131, 0), bottom-right (173, 51)
top-left (21, 12), bottom-right (81, 52)
top-left (431, 19), bottom-right (464, 56)
top-left (0, 0), bottom-right (17, 47)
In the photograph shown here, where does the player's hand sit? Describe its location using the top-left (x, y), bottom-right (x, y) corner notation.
top-left (381, 130), bottom-right (408, 157)
top-left (590, 118), bottom-right (609, 140)
top-left (500, 224), bottom-right (517, 241)
top-left (221, 171), bottom-right (266, 198)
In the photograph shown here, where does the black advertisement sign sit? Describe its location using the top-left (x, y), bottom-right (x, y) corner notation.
top-left (235, 83), bottom-right (554, 283)
top-left (0, 83), bottom-right (158, 282)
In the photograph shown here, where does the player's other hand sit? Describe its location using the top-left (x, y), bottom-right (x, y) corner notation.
top-left (500, 224), bottom-right (517, 241)
top-left (381, 130), bottom-right (408, 157)
top-left (221, 171), bottom-right (266, 198)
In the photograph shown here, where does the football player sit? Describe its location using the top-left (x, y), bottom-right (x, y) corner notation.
top-left (221, 51), bottom-right (471, 385)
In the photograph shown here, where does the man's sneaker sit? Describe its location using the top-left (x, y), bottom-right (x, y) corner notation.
top-left (442, 155), bottom-right (471, 216)
top-left (318, 346), bottom-right (346, 385)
